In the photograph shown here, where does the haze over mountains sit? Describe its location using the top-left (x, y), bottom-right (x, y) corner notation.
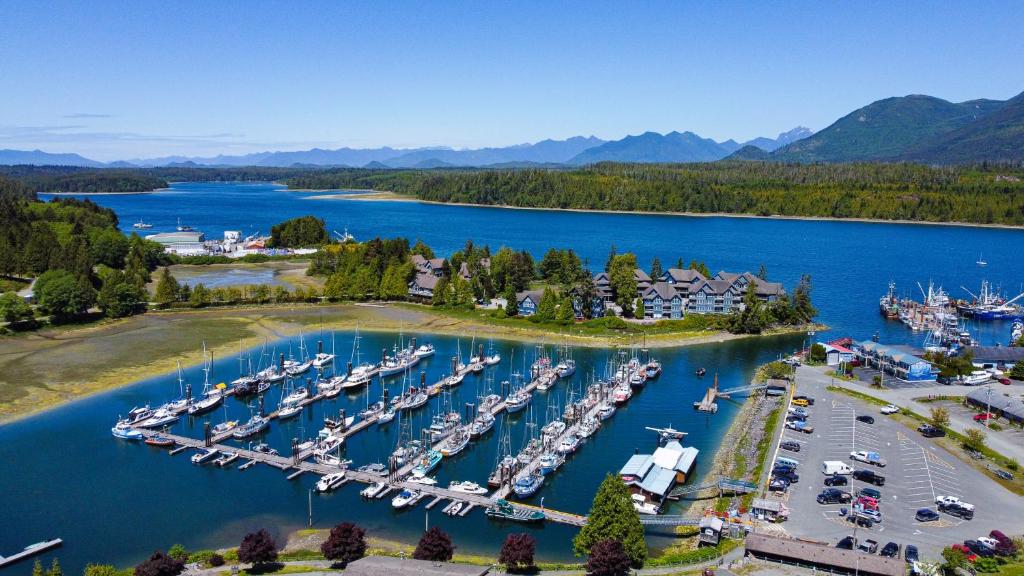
top-left (3, 89), bottom-right (1023, 168)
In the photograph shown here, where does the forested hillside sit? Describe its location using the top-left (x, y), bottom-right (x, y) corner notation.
top-left (285, 162), bottom-right (1024, 225)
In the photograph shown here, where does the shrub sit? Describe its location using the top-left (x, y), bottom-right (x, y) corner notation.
top-left (167, 544), bottom-right (187, 562)
top-left (586, 539), bottom-right (631, 576)
top-left (930, 406), bottom-right (950, 427)
top-left (133, 551), bottom-right (183, 576)
top-left (499, 533), bottom-right (536, 573)
top-left (413, 527), bottom-right (454, 562)
top-left (321, 522), bottom-right (367, 567)
top-left (237, 529), bottom-right (277, 565)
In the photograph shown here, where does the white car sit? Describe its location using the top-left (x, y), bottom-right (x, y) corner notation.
top-left (880, 404), bottom-right (899, 415)
top-left (934, 495), bottom-right (975, 511)
top-left (977, 536), bottom-right (1000, 551)
top-left (850, 450), bottom-right (887, 467)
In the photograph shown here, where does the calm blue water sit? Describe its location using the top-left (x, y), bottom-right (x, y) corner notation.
top-left (9, 182), bottom-right (1022, 572)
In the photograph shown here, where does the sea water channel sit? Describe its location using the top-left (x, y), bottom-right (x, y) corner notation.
top-left (3, 181), bottom-right (1020, 571)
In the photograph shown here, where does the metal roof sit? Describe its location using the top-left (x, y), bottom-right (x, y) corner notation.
top-left (745, 533), bottom-right (905, 576)
top-left (639, 465), bottom-right (677, 496)
top-left (619, 454), bottom-right (653, 478)
top-left (965, 346), bottom-right (1024, 363)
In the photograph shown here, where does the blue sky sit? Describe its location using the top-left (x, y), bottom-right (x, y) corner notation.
top-left (1, 1), bottom-right (1022, 160)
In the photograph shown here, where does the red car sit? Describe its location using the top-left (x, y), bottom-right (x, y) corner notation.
top-left (951, 544), bottom-right (978, 562)
top-left (974, 412), bottom-right (995, 422)
top-left (998, 377), bottom-right (1011, 385)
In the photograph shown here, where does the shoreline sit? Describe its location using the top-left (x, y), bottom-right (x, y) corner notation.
top-left (0, 302), bottom-right (816, 425)
top-left (306, 189), bottom-right (1024, 230)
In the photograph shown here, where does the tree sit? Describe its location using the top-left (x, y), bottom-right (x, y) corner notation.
top-left (732, 281), bottom-right (769, 334)
top-left (83, 565), bottom-right (124, 576)
top-left (189, 283), bottom-right (210, 308)
top-left (964, 428), bottom-right (987, 451)
top-left (33, 560), bottom-right (44, 576)
top-left (504, 284), bottom-right (518, 316)
top-left (499, 533), bottom-right (536, 573)
top-left (1010, 362), bottom-right (1024, 381)
top-left (320, 522), bottom-right (367, 568)
top-left (536, 287), bottom-right (558, 322)
top-left (586, 539), bottom-right (631, 576)
top-left (757, 264), bottom-right (768, 280)
top-left (556, 296), bottom-right (575, 325)
top-left (123, 238), bottom-right (152, 287)
top-left (166, 545), bottom-right (187, 562)
top-left (154, 268), bottom-right (179, 309)
top-left (930, 406), bottom-right (950, 427)
top-left (98, 270), bottom-right (144, 318)
top-left (790, 274), bottom-right (817, 323)
top-left (237, 529), bottom-right (278, 566)
top-left (269, 215), bottom-right (329, 247)
top-left (573, 474), bottom-right (646, 567)
top-left (89, 228), bottom-right (130, 269)
top-left (634, 296), bottom-right (645, 319)
top-left (432, 277), bottom-right (449, 307)
top-left (0, 291), bottom-right (33, 324)
top-left (35, 269), bottom-right (95, 322)
top-left (608, 253), bottom-right (637, 311)
top-left (808, 343), bottom-right (827, 363)
top-left (604, 244), bottom-right (617, 272)
top-left (649, 257), bottom-right (662, 281)
top-left (413, 527), bottom-right (455, 562)
top-left (688, 260), bottom-right (710, 278)
top-left (134, 551), bottom-right (184, 576)
top-left (411, 239), bottom-right (434, 259)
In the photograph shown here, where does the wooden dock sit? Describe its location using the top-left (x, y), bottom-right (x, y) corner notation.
top-left (0, 539), bottom-right (63, 568)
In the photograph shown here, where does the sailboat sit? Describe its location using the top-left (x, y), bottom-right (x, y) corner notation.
top-left (488, 419), bottom-right (517, 488)
top-left (342, 329), bottom-right (379, 388)
top-left (211, 401), bottom-right (238, 435)
top-left (284, 332), bottom-right (314, 376)
top-left (132, 218), bottom-right (153, 229)
top-left (188, 355), bottom-right (223, 416)
top-left (312, 331), bottom-right (336, 368)
top-left (428, 388), bottom-right (461, 441)
top-left (504, 372), bottom-right (531, 413)
top-left (976, 253), bottom-right (988, 266)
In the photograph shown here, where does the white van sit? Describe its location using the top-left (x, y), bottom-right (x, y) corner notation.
top-left (822, 460), bottom-right (854, 475)
top-left (776, 456), bottom-right (800, 468)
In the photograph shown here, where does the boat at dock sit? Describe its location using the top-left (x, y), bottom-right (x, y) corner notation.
top-left (411, 449), bottom-right (442, 478)
top-left (132, 219), bottom-right (153, 229)
top-left (277, 403), bottom-right (303, 419)
top-left (577, 417), bottom-right (600, 438)
top-left (111, 421), bottom-right (143, 440)
top-left (191, 447), bottom-right (219, 464)
top-left (391, 489), bottom-right (419, 509)
top-left (556, 433), bottom-right (581, 454)
top-left (469, 411), bottom-right (495, 438)
top-left (413, 343), bottom-right (435, 358)
top-left (144, 435), bottom-right (175, 447)
top-left (644, 360), bottom-right (662, 379)
top-left (315, 471), bottom-right (346, 492)
top-left (597, 402), bottom-right (616, 420)
top-left (440, 427), bottom-right (470, 457)
top-left (360, 481), bottom-right (387, 498)
top-left (407, 475), bottom-right (437, 486)
top-left (538, 451), bottom-right (565, 475)
top-left (214, 452), bottom-right (239, 467)
top-left (556, 358), bottom-right (576, 378)
top-left (513, 472), bottom-right (544, 498)
top-left (504, 384), bottom-right (531, 413)
top-left (135, 407), bottom-right (180, 428)
top-left (232, 414), bottom-right (269, 439)
top-left (485, 499), bottom-right (545, 522)
top-left (377, 408), bottom-right (396, 424)
top-left (449, 480), bottom-right (488, 495)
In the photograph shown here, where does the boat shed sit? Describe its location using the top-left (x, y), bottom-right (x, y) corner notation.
top-left (965, 388), bottom-right (1024, 425)
top-left (822, 343), bottom-right (855, 366)
top-left (853, 341), bottom-right (937, 381)
top-left (745, 533), bottom-right (904, 576)
top-left (345, 556), bottom-right (490, 576)
top-left (964, 346), bottom-right (1024, 369)
top-left (619, 442), bottom-right (699, 503)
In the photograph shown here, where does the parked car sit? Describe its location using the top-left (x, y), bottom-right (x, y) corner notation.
top-left (788, 407), bottom-right (809, 417)
top-left (990, 530), bottom-right (1018, 555)
top-left (976, 537), bottom-right (1000, 552)
top-left (857, 415), bottom-right (875, 424)
top-left (817, 488), bottom-right (853, 504)
top-left (880, 404), bottom-right (900, 415)
top-left (857, 487), bottom-right (882, 500)
top-left (853, 469), bottom-right (886, 486)
top-left (973, 412), bottom-right (995, 422)
top-left (858, 539), bottom-right (879, 554)
top-left (850, 450), bottom-right (887, 467)
top-left (996, 469), bottom-right (1015, 481)
top-left (918, 424), bottom-right (946, 438)
top-left (915, 508), bottom-right (940, 522)
top-left (836, 536), bottom-right (856, 550)
top-left (905, 545), bottom-right (919, 563)
top-left (786, 420), bottom-right (814, 433)
top-left (791, 398), bottom-right (809, 407)
top-left (880, 542), bottom-right (901, 558)
top-left (951, 544), bottom-right (978, 563)
top-left (768, 478), bottom-right (789, 492)
top-left (963, 540), bottom-right (994, 558)
top-left (793, 395), bottom-right (814, 405)
top-left (774, 470), bottom-right (800, 484)
top-left (848, 514), bottom-right (874, 528)
top-left (935, 496), bottom-right (974, 511)
top-left (824, 474), bottom-right (849, 487)
top-left (856, 495), bottom-right (879, 510)
top-left (859, 507), bottom-right (882, 523)
top-left (786, 414), bottom-right (808, 423)
top-left (939, 502), bottom-right (975, 520)
top-left (998, 377), bottom-right (1011, 385)
top-left (780, 440), bottom-right (801, 453)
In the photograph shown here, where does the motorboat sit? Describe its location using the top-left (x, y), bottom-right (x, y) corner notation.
top-left (440, 429), bottom-right (470, 457)
top-left (696, 367), bottom-right (707, 377)
top-left (315, 472), bottom-right (347, 492)
top-left (556, 359), bottom-right (576, 378)
top-left (597, 402), bottom-right (616, 420)
top-left (444, 373), bottom-right (464, 388)
top-left (136, 408), bottom-right (180, 429)
top-left (144, 435), bottom-right (175, 447)
top-left (413, 343), bottom-right (435, 358)
top-left (961, 371), bottom-right (992, 385)
top-left (191, 448), bottom-right (219, 464)
top-left (124, 406), bottom-right (153, 425)
top-left (360, 481), bottom-right (387, 498)
top-left (391, 489), bottom-right (419, 509)
top-left (317, 376), bottom-right (344, 397)
top-left (187, 393), bottom-right (222, 416)
top-left (484, 353), bottom-right (501, 366)
top-left (539, 451), bottom-right (564, 475)
top-left (542, 420), bottom-right (566, 438)
top-left (512, 472), bottom-right (544, 498)
top-left (277, 403), bottom-right (303, 419)
top-left (449, 480), bottom-right (488, 495)
top-left (111, 421), bottom-right (143, 440)
top-left (411, 449), bottom-right (442, 477)
top-left (629, 371), bottom-right (647, 389)
top-left (645, 360), bottom-right (662, 379)
top-left (504, 389), bottom-right (531, 413)
top-left (214, 452), bottom-right (239, 467)
top-left (211, 419), bottom-right (238, 435)
top-left (556, 434), bottom-right (581, 454)
top-left (253, 442), bottom-right (278, 456)
top-left (232, 415), bottom-right (269, 439)
top-left (612, 385), bottom-right (632, 405)
top-left (446, 502), bottom-right (463, 516)
top-left (479, 393), bottom-right (502, 413)
top-left (377, 408), bottom-right (396, 424)
top-left (407, 475), bottom-right (437, 486)
top-left (342, 364), bottom-right (378, 389)
top-left (485, 499), bottom-right (545, 522)
top-left (535, 372), bottom-right (557, 391)
top-left (632, 494), bottom-right (661, 515)
top-left (577, 417), bottom-right (600, 438)
top-left (469, 412), bottom-right (495, 438)
top-left (469, 362), bottom-right (485, 374)
top-left (312, 351), bottom-right (335, 368)
top-left (359, 400), bottom-right (386, 419)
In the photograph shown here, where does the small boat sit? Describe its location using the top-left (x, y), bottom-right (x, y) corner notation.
top-left (976, 253), bottom-right (988, 266)
top-left (541, 420), bottom-right (566, 438)
top-left (629, 371), bottom-right (647, 389)
top-left (469, 412), bottom-right (495, 438)
top-left (556, 434), bottom-right (581, 455)
top-left (612, 385), bottom-right (632, 405)
top-left (645, 360), bottom-right (662, 379)
top-left (253, 442), bottom-right (279, 456)
top-left (283, 386), bottom-right (309, 405)
top-left (277, 403), bottom-right (303, 419)
top-left (191, 448), bottom-right (219, 464)
top-left (484, 353), bottom-right (501, 366)
top-left (315, 472), bottom-right (346, 492)
top-left (631, 493), bottom-right (661, 515)
top-left (187, 394), bottom-right (222, 416)
top-left (577, 417), bottom-right (600, 438)
top-left (538, 451), bottom-right (565, 475)
top-left (135, 408), bottom-right (180, 429)
top-left (485, 498), bottom-right (545, 522)
top-left (377, 408), bottom-right (396, 424)
top-left (469, 362), bottom-right (485, 374)
top-left (449, 480), bottom-right (488, 495)
top-left (211, 419), bottom-right (238, 435)
top-left (512, 472), bottom-right (544, 498)
top-left (504, 389), bottom-right (531, 413)
top-left (360, 481), bottom-right (386, 498)
top-left (391, 489), bottom-right (419, 509)
top-left (312, 352), bottom-right (335, 368)
top-left (124, 406), bottom-right (153, 425)
top-left (447, 501), bottom-right (463, 516)
top-left (232, 415), bottom-right (269, 439)
top-left (144, 435), bottom-right (174, 448)
top-left (214, 452), bottom-right (239, 467)
top-left (440, 429), bottom-right (470, 457)
top-left (132, 218), bottom-right (153, 229)
top-left (411, 449), bottom-right (442, 477)
top-left (695, 367), bottom-right (707, 377)
top-left (357, 462), bottom-right (389, 476)
top-left (444, 373), bottom-right (464, 388)
top-left (111, 421), bottom-right (143, 440)
top-left (176, 218), bottom-right (193, 232)
top-left (556, 359), bottom-right (576, 378)
top-left (407, 475), bottom-right (437, 486)
top-left (597, 403), bottom-right (616, 420)
top-left (413, 343), bottom-right (436, 358)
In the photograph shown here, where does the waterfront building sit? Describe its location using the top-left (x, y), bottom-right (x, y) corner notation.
top-left (145, 231), bottom-right (207, 255)
top-left (965, 388), bottom-right (1024, 425)
top-left (641, 282), bottom-right (684, 319)
top-left (963, 345), bottom-right (1024, 370)
top-left (408, 273), bottom-right (439, 300)
top-left (821, 343), bottom-right (855, 366)
top-left (852, 341), bottom-right (938, 381)
top-left (745, 532), bottom-right (905, 576)
top-left (618, 440), bottom-right (698, 505)
top-left (515, 290), bottom-right (545, 316)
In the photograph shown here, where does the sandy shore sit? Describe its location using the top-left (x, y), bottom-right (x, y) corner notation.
top-left (0, 302), bottom-right (815, 424)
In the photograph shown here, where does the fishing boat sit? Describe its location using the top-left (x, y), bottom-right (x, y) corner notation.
top-left (440, 428), bottom-right (470, 457)
top-left (391, 489), bottom-right (418, 509)
top-left (556, 433), bottom-right (581, 454)
top-left (214, 452), bottom-right (239, 467)
top-left (315, 471), bottom-right (347, 492)
top-left (136, 407), bottom-right (179, 428)
top-left (144, 435), bottom-right (174, 447)
top-left (489, 455), bottom-right (518, 488)
top-left (411, 449), bottom-right (442, 478)
top-left (429, 413), bottom-right (461, 441)
top-left (556, 358), bottom-right (576, 378)
top-left (541, 420), bottom-right (566, 438)
top-left (469, 411), bottom-right (495, 438)
top-left (512, 472), bottom-right (544, 498)
top-left (111, 421), bottom-right (143, 440)
top-left (538, 451), bottom-right (565, 475)
top-left (644, 360), bottom-right (662, 379)
top-left (413, 343), bottom-right (435, 358)
top-left (191, 447), bottom-right (219, 464)
top-left (597, 402), bottom-right (616, 420)
top-left (577, 417), bottom-right (600, 438)
top-left (612, 384), bottom-right (632, 405)
top-left (232, 414), bottom-right (269, 439)
top-left (449, 480), bottom-right (488, 495)
top-left (629, 371), bottom-right (647, 389)
top-left (479, 393), bottom-right (502, 414)
top-left (535, 372), bottom-right (557, 391)
top-left (132, 218), bottom-right (153, 229)
top-left (485, 499), bottom-right (545, 522)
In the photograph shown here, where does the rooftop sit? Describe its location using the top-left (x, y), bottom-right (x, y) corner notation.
top-left (745, 533), bottom-right (905, 576)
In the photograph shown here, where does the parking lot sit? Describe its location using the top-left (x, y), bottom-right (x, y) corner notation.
top-left (761, 365), bottom-right (1024, 562)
